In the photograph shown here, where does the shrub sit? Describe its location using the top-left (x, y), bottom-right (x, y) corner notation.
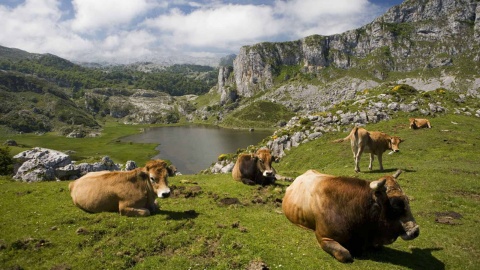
top-left (0, 146), bottom-right (14, 175)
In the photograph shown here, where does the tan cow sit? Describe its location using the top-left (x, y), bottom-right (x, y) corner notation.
top-left (409, 118), bottom-right (432, 129)
top-left (282, 169), bottom-right (419, 263)
top-left (334, 126), bottom-right (403, 172)
top-left (69, 159), bottom-right (173, 217)
top-left (232, 148), bottom-right (276, 185)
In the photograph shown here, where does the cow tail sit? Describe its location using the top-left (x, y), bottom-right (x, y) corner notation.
top-left (332, 126), bottom-right (357, 143)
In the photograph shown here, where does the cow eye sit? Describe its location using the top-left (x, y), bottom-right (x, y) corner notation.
top-left (259, 158), bottom-right (264, 163)
top-left (389, 197), bottom-right (406, 215)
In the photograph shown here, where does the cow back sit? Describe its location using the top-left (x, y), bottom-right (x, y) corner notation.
top-left (232, 154), bottom-right (255, 181)
top-left (70, 169), bottom-right (151, 213)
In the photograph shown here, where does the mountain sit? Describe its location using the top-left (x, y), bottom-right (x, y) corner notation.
top-left (217, 0), bottom-right (480, 111)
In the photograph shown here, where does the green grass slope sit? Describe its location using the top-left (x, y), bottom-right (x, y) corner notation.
top-left (0, 114), bottom-right (479, 269)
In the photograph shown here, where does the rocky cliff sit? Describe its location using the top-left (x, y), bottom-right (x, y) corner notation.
top-left (227, 0), bottom-right (480, 103)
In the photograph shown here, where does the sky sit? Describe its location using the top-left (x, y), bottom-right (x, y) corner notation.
top-left (0, 0), bottom-right (404, 64)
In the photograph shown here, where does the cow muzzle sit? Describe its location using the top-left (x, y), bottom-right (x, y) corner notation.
top-left (263, 170), bottom-right (274, 177)
top-left (157, 188), bottom-right (171, 198)
top-left (400, 223), bottom-right (419, 240)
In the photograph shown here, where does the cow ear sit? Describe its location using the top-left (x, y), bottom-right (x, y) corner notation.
top-left (370, 178), bottom-right (386, 191)
top-left (139, 171), bottom-right (149, 180)
top-left (167, 165), bottom-right (176, 177)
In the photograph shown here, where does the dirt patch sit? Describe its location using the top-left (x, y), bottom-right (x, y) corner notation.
top-left (454, 190), bottom-right (480, 201)
top-left (246, 259), bottom-right (269, 270)
top-left (219, 197), bottom-right (241, 205)
top-left (11, 238), bottom-right (51, 250)
top-left (435, 211), bottom-right (463, 225)
top-left (171, 185), bottom-right (203, 198)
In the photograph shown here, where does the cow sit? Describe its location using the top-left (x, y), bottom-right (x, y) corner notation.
top-left (409, 118), bottom-right (432, 129)
top-left (333, 126), bottom-right (404, 172)
top-left (282, 169), bottom-right (419, 263)
top-left (232, 148), bottom-right (276, 185)
top-left (69, 159), bottom-right (173, 217)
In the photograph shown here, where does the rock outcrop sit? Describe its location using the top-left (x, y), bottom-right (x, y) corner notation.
top-left (12, 147), bottom-right (136, 182)
top-left (231, 0), bottom-right (480, 98)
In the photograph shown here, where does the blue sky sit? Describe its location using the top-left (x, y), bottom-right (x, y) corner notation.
top-left (0, 0), bottom-right (404, 64)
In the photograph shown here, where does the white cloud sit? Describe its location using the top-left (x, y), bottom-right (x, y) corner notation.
top-left (70, 0), bottom-right (154, 33)
top-left (0, 0), bottom-right (389, 63)
top-left (145, 4), bottom-right (283, 51)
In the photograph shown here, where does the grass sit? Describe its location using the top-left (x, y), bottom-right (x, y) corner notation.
top-left (0, 121), bottom-right (159, 165)
top-left (0, 114), bottom-right (479, 269)
top-left (221, 101), bottom-right (295, 129)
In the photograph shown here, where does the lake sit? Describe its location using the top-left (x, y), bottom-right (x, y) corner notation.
top-left (121, 125), bottom-right (272, 174)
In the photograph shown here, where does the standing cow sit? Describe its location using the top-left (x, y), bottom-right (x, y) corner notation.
top-left (232, 148), bottom-right (276, 185)
top-left (69, 159), bottom-right (174, 217)
top-left (409, 118), bottom-right (432, 129)
top-left (334, 126), bottom-right (404, 172)
top-left (282, 169), bottom-right (419, 263)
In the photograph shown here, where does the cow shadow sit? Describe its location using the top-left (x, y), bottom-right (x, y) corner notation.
top-left (357, 247), bottom-right (445, 270)
top-left (365, 168), bottom-right (417, 174)
top-left (156, 209), bottom-right (199, 220)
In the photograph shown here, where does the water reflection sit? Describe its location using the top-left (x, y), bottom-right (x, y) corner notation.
top-left (121, 125), bottom-right (272, 174)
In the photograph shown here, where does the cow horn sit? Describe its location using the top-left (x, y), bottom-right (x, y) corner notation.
top-left (370, 178), bottom-right (386, 191)
top-left (393, 169), bottom-right (403, 179)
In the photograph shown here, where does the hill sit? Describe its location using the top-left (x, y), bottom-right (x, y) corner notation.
top-left (0, 113), bottom-right (478, 269)
top-left (214, 0), bottom-right (480, 122)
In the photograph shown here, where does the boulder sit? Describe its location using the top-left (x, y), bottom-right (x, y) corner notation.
top-left (13, 148), bottom-right (72, 182)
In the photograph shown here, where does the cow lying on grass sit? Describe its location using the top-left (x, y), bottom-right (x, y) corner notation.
top-left (69, 159), bottom-right (174, 217)
top-left (282, 169), bottom-right (419, 263)
top-left (409, 118), bottom-right (432, 129)
top-left (232, 148), bottom-right (276, 185)
top-left (334, 126), bottom-right (403, 172)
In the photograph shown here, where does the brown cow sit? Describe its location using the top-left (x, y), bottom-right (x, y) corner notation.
top-left (334, 126), bottom-right (403, 172)
top-left (282, 169), bottom-right (419, 263)
top-left (232, 148), bottom-right (276, 185)
top-left (69, 159), bottom-right (173, 217)
top-left (409, 118), bottom-right (432, 129)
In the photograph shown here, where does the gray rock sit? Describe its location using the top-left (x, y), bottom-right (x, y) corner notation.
top-left (125, 160), bottom-right (137, 171)
top-left (13, 148), bottom-right (71, 182)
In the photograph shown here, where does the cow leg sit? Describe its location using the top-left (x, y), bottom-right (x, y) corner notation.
top-left (316, 234), bottom-right (353, 263)
top-left (241, 178), bottom-right (256, 185)
top-left (377, 154), bottom-right (384, 171)
top-left (369, 153), bottom-right (374, 171)
top-left (119, 202), bottom-right (151, 217)
top-left (354, 148), bottom-right (363, 173)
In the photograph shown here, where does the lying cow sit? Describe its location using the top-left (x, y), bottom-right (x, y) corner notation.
top-left (334, 126), bottom-right (403, 172)
top-left (69, 159), bottom-right (174, 217)
top-left (409, 118), bottom-right (432, 129)
top-left (282, 169), bottom-right (419, 263)
top-left (232, 148), bottom-right (276, 185)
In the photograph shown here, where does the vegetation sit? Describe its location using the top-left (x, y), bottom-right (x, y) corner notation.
top-left (221, 101), bottom-right (295, 129)
top-left (0, 121), bottom-right (159, 165)
top-left (0, 114), bottom-right (479, 269)
top-left (0, 146), bottom-right (14, 175)
top-left (0, 55), bottom-right (217, 96)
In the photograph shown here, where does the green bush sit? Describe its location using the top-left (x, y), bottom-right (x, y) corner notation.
top-left (0, 146), bottom-right (14, 175)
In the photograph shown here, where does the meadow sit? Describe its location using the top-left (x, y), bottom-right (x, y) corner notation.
top-left (0, 114), bottom-right (479, 269)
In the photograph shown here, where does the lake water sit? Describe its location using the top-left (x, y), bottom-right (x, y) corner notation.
top-left (121, 125), bottom-right (272, 174)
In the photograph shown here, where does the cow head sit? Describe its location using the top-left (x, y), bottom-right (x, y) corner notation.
top-left (409, 118), bottom-right (418, 129)
top-left (370, 170), bottom-right (419, 245)
top-left (255, 148), bottom-right (276, 180)
top-left (389, 136), bottom-right (404, 153)
top-left (144, 159), bottom-right (171, 198)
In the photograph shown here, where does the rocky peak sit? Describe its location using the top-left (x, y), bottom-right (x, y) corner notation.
top-left (229, 0), bottom-right (479, 98)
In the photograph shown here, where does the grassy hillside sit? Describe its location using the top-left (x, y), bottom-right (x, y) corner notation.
top-left (0, 114), bottom-right (479, 269)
